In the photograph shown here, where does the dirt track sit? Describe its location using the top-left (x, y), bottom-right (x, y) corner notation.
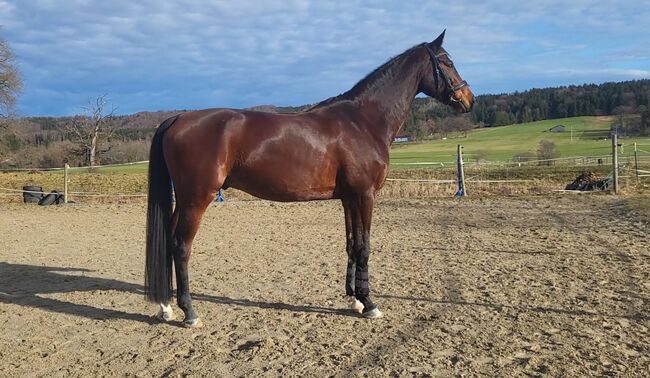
top-left (0, 196), bottom-right (648, 377)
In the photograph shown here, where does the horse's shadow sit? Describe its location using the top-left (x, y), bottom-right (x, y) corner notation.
top-left (3, 262), bottom-right (644, 324)
top-left (0, 262), bottom-right (349, 324)
top-left (0, 262), bottom-right (155, 323)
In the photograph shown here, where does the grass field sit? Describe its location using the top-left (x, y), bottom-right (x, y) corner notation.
top-left (391, 116), bottom-right (650, 165)
top-left (2, 116), bottom-right (649, 200)
top-left (83, 116), bottom-right (650, 172)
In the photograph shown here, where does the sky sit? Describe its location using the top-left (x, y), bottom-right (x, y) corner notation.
top-left (0, 0), bottom-right (649, 116)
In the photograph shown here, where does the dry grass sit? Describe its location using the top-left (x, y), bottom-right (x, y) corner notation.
top-left (0, 171), bottom-right (147, 203)
top-left (1, 166), bottom-right (648, 204)
top-left (0, 171), bottom-right (256, 204)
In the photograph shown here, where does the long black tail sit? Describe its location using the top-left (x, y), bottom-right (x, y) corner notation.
top-left (145, 115), bottom-right (180, 303)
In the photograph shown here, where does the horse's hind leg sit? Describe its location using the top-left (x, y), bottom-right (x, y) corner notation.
top-left (156, 303), bottom-right (175, 321)
top-left (155, 209), bottom-right (181, 322)
top-left (171, 193), bottom-right (215, 328)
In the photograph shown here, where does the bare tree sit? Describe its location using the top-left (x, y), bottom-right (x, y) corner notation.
top-left (66, 95), bottom-right (117, 167)
top-left (0, 34), bottom-right (22, 119)
top-left (440, 115), bottom-right (476, 137)
top-left (537, 140), bottom-right (559, 165)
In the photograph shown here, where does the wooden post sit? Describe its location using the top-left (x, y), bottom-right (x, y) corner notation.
top-left (634, 143), bottom-right (639, 184)
top-left (612, 134), bottom-right (619, 194)
top-left (456, 144), bottom-right (467, 196)
top-left (64, 163), bottom-right (69, 203)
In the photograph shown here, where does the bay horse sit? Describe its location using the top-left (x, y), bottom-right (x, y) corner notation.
top-left (145, 31), bottom-right (474, 327)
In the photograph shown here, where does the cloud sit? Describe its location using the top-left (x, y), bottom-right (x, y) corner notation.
top-left (0, 0), bottom-right (648, 115)
top-left (539, 68), bottom-right (650, 79)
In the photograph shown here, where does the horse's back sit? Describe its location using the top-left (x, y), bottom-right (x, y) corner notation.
top-left (163, 108), bottom-right (345, 201)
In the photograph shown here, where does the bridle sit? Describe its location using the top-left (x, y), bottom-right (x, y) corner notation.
top-left (424, 44), bottom-right (468, 109)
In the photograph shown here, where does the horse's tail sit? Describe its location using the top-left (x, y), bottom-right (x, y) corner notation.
top-left (145, 114), bottom-right (180, 303)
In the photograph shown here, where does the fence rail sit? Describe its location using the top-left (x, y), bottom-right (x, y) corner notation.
top-left (1, 149), bottom-right (648, 202)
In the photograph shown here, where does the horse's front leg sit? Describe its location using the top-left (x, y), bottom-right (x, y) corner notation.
top-left (343, 200), bottom-right (364, 313)
top-left (350, 192), bottom-right (382, 319)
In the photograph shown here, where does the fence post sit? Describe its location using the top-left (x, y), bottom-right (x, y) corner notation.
top-left (455, 144), bottom-right (467, 197)
top-left (64, 163), bottom-right (69, 203)
top-left (612, 134), bottom-right (619, 194)
top-left (634, 142), bottom-right (639, 184)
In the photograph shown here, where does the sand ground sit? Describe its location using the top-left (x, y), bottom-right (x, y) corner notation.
top-left (0, 196), bottom-right (648, 377)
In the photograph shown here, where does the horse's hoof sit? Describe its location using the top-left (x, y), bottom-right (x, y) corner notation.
top-left (362, 307), bottom-right (383, 319)
top-left (182, 318), bottom-right (203, 328)
top-left (348, 296), bottom-right (364, 314)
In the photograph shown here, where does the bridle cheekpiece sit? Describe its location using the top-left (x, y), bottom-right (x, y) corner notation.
top-left (424, 44), bottom-right (468, 107)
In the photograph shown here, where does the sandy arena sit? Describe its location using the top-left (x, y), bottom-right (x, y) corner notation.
top-left (0, 196), bottom-right (648, 377)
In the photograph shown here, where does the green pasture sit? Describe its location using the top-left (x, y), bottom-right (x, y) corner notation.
top-left (391, 116), bottom-right (650, 165)
top-left (66, 116), bottom-right (650, 174)
top-left (4, 115), bottom-right (650, 200)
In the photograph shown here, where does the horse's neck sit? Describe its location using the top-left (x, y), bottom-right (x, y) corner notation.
top-left (353, 51), bottom-right (426, 146)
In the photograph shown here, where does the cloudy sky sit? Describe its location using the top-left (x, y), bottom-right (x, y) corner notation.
top-left (1, 0), bottom-right (649, 116)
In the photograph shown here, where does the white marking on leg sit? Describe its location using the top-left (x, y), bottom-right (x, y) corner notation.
top-left (157, 303), bottom-right (174, 321)
top-left (348, 296), bottom-right (364, 314)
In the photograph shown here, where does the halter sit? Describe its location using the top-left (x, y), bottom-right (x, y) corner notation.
top-left (424, 44), bottom-right (468, 107)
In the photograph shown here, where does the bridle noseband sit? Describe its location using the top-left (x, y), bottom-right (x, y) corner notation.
top-left (424, 44), bottom-right (468, 108)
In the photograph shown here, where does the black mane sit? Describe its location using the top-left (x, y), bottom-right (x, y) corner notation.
top-left (307, 43), bottom-right (426, 110)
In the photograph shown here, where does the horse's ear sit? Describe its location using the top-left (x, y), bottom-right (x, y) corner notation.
top-left (429, 30), bottom-right (446, 49)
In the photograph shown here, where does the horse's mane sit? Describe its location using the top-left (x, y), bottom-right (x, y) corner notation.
top-left (306, 43), bottom-right (425, 111)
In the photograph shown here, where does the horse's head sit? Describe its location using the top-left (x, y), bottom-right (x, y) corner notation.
top-left (419, 30), bottom-right (474, 113)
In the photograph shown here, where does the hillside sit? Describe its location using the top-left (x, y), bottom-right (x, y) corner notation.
top-left (1, 79), bottom-right (649, 169)
top-left (401, 79), bottom-right (650, 138)
top-left (51, 115), bottom-right (650, 174)
top-left (391, 116), bottom-right (650, 164)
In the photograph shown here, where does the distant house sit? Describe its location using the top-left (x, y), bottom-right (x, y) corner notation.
top-left (608, 129), bottom-right (627, 138)
top-left (393, 134), bottom-right (411, 143)
top-left (549, 125), bottom-right (566, 133)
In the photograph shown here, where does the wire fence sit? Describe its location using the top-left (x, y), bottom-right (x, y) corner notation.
top-left (1, 150), bottom-right (649, 203)
top-left (0, 160), bottom-right (149, 172)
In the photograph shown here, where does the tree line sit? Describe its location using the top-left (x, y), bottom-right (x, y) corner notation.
top-left (470, 79), bottom-right (650, 127)
top-left (399, 79), bottom-right (650, 139)
top-left (1, 79), bottom-right (649, 169)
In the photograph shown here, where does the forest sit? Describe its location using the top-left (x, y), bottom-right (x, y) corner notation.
top-left (401, 79), bottom-right (650, 139)
top-left (1, 79), bottom-right (649, 169)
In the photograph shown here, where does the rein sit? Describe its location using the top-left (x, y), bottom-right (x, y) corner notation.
top-left (424, 44), bottom-right (468, 108)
